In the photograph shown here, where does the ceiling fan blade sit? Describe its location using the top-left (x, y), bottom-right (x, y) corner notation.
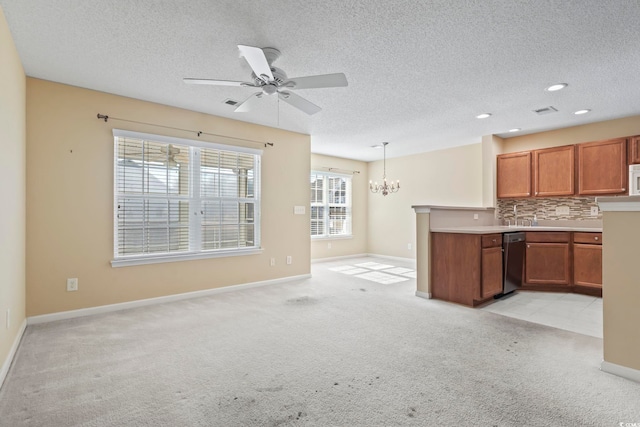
top-left (284, 73), bottom-right (348, 90)
top-left (234, 92), bottom-right (263, 113)
top-left (238, 45), bottom-right (274, 82)
top-left (278, 91), bottom-right (322, 115)
top-left (183, 78), bottom-right (253, 87)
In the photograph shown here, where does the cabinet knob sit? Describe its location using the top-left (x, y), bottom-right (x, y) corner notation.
top-left (595, 236), bottom-right (599, 241)
top-left (527, 244), bottom-right (530, 248)
top-left (492, 239), bottom-right (496, 243)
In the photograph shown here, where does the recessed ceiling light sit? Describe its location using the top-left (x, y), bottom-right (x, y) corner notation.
top-left (546, 83), bottom-right (568, 92)
top-left (476, 113), bottom-right (492, 119)
top-left (509, 128), bottom-right (521, 133)
top-left (574, 109), bottom-right (591, 115)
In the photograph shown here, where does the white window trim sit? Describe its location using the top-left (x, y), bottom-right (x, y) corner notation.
top-left (112, 129), bottom-right (262, 267)
top-left (310, 170), bottom-right (352, 239)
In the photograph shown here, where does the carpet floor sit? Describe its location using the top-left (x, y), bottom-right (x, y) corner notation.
top-left (1, 256), bottom-right (639, 426)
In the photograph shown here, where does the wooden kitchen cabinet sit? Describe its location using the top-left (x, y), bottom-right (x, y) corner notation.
top-left (573, 232), bottom-right (602, 289)
top-left (533, 145), bottom-right (574, 197)
top-left (431, 233), bottom-right (503, 306)
top-left (497, 151), bottom-right (532, 198)
top-left (630, 136), bottom-right (640, 164)
top-left (524, 232), bottom-right (570, 286)
top-left (577, 138), bottom-right (627, 195)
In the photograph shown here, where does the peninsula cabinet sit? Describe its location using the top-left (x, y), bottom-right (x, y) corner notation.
top-left (497, 151), bottom-right (531, 198)
top-left (630, 136), bottom-right (640, 164)
top-left (577, 138), bottom-right (627, 195)
top-left (431, 233), bottom-right (503, 307)
top-left (533, 145), bottom-right (575, 197)
top-left (573, 232), bottom-right (602, 289)
top-left (524, 232), bottom-right (571, 287)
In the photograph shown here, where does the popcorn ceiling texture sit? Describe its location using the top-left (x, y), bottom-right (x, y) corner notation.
top-left (497, 197), bottom-right (600, 221)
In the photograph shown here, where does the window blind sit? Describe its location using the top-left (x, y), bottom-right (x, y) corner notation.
top-left (310, 171), bottom-right (352, 237)
top-left (114, 130), bottom-right (261, 262)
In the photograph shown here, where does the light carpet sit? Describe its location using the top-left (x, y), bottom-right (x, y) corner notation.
top-left (1, 256), bottom-right (639, 426)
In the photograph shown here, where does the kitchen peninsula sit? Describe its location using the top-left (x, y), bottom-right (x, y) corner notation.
top-left (412, 205), bottom-right (603, 307)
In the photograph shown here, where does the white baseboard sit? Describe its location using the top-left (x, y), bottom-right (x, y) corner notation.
top-left (0, 319), bottom-right (27, 390)
top-left (367, 253), bottom-right (416, 265)
top-left (311, 253), bottom-right (368, 263)
top-left (601, 360), bottom-right (640, 383)
top-left (415, 291), bottom-right (431, 299)
top-left (27, 274), bottom-right (311, 325)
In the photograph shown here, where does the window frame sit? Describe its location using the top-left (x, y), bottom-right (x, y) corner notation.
top-left (111, 129), bottom-right (262, 267)
top-left (310, 170), bottom-right (353, 239)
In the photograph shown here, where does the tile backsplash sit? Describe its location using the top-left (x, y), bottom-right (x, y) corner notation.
top-left (497, 197), bottom-right (600, 221)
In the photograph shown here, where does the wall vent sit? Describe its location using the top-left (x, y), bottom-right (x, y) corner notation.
top-left (533, 106), bottom-right (558, 115)
top-left (223, 99), bottom-right (239, 106)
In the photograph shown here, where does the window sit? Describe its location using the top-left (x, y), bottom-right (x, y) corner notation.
top-left (310, 171), bottom-right (352, 238)
top-left (113, 130), bottom-right (261, 266)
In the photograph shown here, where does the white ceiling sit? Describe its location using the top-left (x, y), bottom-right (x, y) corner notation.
top-left (2, 1), bottom-right (640, 161)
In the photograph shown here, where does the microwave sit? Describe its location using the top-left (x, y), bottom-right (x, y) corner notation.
top-left (630, 165), bottom-right (640, 195)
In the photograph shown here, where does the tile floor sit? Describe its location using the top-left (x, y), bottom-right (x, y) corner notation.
top-left (480, 291), bottom-right (603, 338)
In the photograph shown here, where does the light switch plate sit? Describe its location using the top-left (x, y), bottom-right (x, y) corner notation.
top-left (293, 206), bottom-right (306, 215)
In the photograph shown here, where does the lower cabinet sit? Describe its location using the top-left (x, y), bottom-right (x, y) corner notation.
top-left (573, 232), bottom-right (603, 289)
top-left (524, 232), bottom-right (571, 286)
top-left (431, 232), bottom-right (503, 306)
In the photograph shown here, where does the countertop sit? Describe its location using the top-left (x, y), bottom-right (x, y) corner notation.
top-left (430, 225), bottom-right (603, 234)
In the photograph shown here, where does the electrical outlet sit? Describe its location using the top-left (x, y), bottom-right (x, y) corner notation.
top-left (328, 242), bottom-right (332, 249)
top-left (67, 278), bottom-right (78, 292)
top-left (473, 214), bottom-right (479, 220)
top-left (6, 309), bottom-right (9, 329)
top-left (407, 243), bottom-right (412, 250)
top-left (286, 256), bottom-right (292, 265)
top-left (555, 206), bottom-right (570, 216)
top-left (591, 206), bottom-right (599, 216)
top-left (270, 257), bottom-right (276, 267)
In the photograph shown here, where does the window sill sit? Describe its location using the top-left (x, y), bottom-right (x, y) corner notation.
top-left (311, 235), bottom-right (353, 241)
top-left (111, 248), bottom-right (264, 267)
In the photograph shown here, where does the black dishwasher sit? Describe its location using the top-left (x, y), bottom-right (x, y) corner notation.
top-left (502, 232), bottom-right (525, 294)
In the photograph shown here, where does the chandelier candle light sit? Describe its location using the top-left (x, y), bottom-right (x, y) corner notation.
top-left (370, 142), bottom-right (400, 196)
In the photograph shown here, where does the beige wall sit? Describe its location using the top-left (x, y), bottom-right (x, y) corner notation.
top-left (367, 143), bottom-right (483, 258)
top-left (602, 211), bottom-right (640, 371)
top-left (0, 7), bottom-right (26, 375)
top-left (26, 78), bottom-right (310, 316)
top-left (310, 154), bottom-right (368, 259)
top-left (502, 115), bottom-right (640, 153)
top-left (481, 135), bottom-right (504, 208)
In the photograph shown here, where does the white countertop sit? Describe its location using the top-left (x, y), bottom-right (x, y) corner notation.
top-left (430, 225), bottom-right (603, 234)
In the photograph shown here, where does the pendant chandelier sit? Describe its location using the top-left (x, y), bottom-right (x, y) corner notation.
top-left (369, 142), bottom-right (399, 196)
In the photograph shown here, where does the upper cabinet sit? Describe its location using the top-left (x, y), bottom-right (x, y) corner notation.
top-left (630, 136), bottom-right (640, 164)
top-left (496, 151), bottom-right (531, 198)
top-left (533, 145), bottom-right (574, 197)
top-left (577, 138), bottom-right (627, 195)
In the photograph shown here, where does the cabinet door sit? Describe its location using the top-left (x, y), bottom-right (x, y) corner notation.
top-left (497, 152), bottom-right (532, 198)
top-left (630, 136), bottom-right (640, 165)
top-left (533, 145), bottom-right (574, 196)
top-left (481, 246), bottom-right (503, 298)
top-left (577, 138), bottom-right (627, 195)
top-left (573, 244), bottom-right (602, 288)
top-left (525, 243), bottom-right (570, 285)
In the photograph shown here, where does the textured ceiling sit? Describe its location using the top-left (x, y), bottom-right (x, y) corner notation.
top-left (2, 1), bottom-right (640, 161)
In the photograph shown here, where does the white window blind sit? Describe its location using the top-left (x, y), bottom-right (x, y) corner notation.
top-left (113, 130), bottom-right (261, 265)
top-left (310, 171), bottom-right (352, 238)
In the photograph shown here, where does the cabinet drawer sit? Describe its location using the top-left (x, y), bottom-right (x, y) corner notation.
top-left (525, 232), bottom-right (570, 243)
top-left (573, 232), bottom-right (602, 245)
top-left (481, 234), bottom-right (502, 248)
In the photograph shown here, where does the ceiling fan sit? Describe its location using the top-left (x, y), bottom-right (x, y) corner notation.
top-left (184, 45), bottom-right (348, 115)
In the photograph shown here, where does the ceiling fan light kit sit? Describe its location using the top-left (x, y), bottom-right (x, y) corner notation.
top-left (370, 142), bottom-right (400, 197)
top-left (184, 45), bottom-right (348, 115)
